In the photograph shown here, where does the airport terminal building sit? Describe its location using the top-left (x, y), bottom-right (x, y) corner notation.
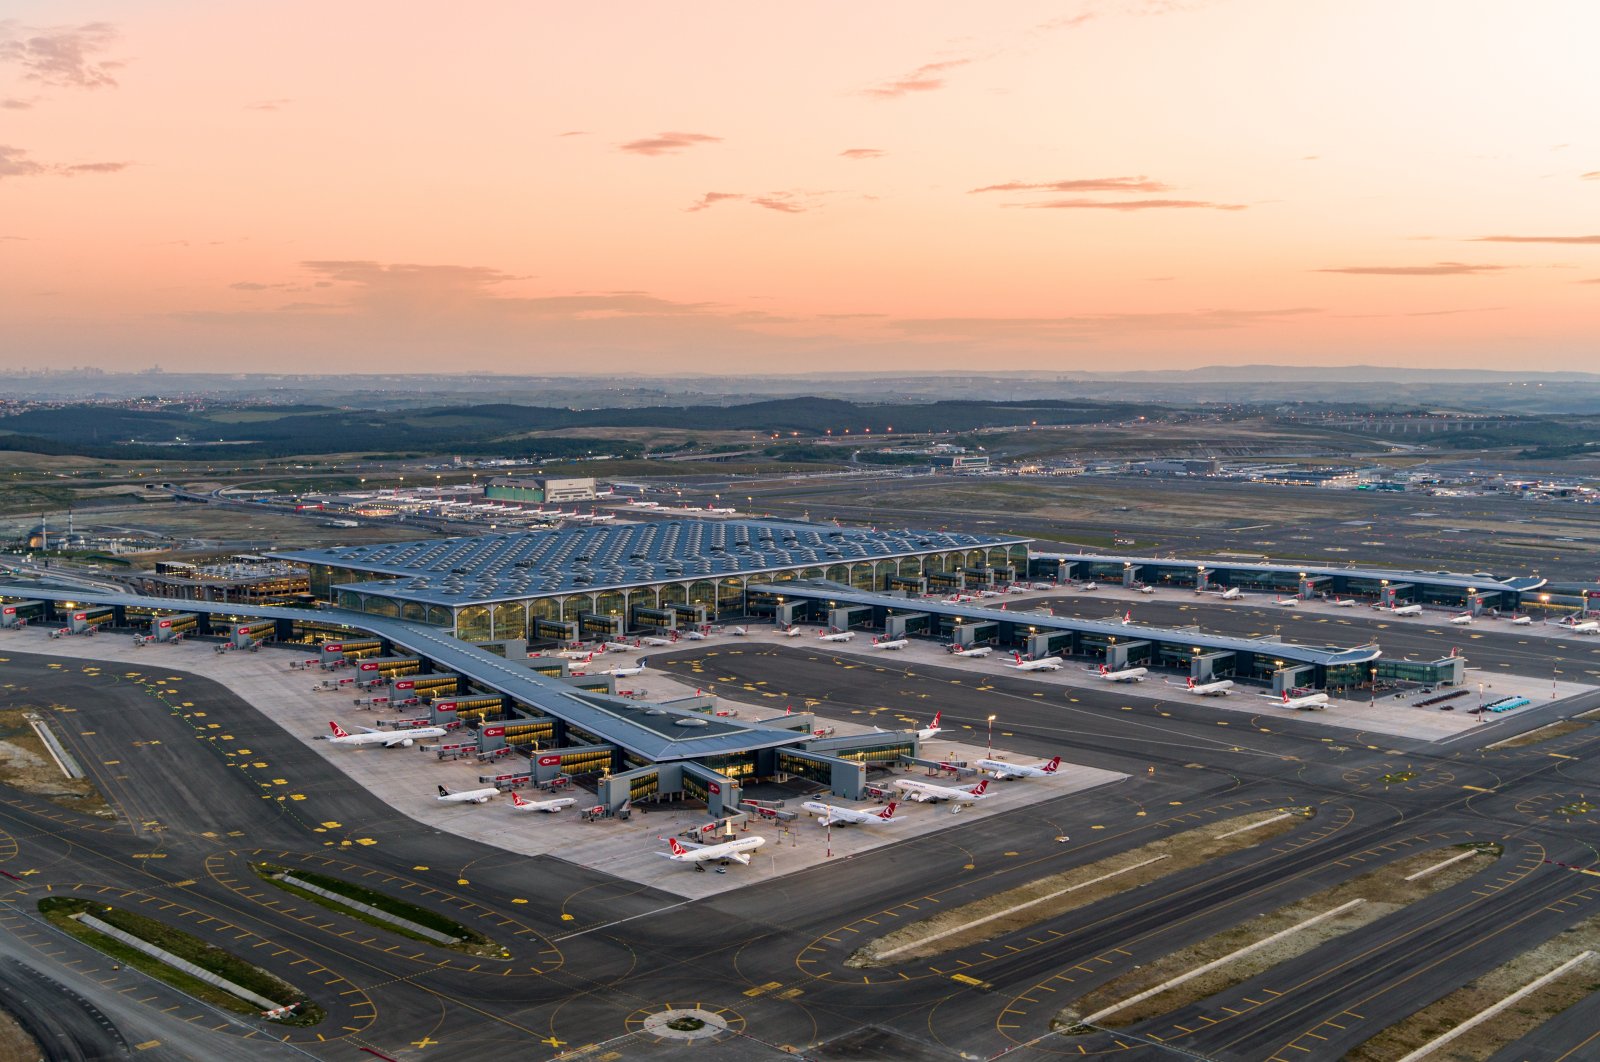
top-left (274, 519), bottom-right (1032, 643)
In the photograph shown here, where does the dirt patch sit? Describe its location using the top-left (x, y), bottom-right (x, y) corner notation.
top-left (1491, 720), bottom-right (1592, 748)
top-left (0, 1006), bottom-right (43, 1062)
top-left (1055, 843), bottom-right (1501, 1031)
top-left (849, 808), bottom-right (1313, 967)
top-left (1345, 915), bottom-right (1600, 1062)
top-left (0, 708), bottom-right (114, 817)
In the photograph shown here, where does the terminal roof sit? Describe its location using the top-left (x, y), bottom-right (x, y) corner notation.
top-left (0, 586), bottom-right (809, 762)
top-left (1035, 553), bottom-right (1546, 594)
top-left (276, 519), bottom-right (1027, 605)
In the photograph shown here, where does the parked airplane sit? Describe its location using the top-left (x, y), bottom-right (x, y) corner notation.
top-left (818, 630), bottom-right (856, 642)
top-left (1276, 689), bottom-right (1329, 710)
top-left (1136, 585), bottom-right (1155, 595)
top-left (913, 711), bottom-right (944, 740)
top-left (1175, 676), bottom-right (1234, 696)
top-left (802, 800), bottom-right (899, 826)
top-left (778, 626), bottom-right (804, 637)
top-left (1449, 613), bottom-right (1474, 626)
top-left (872, 636), bottom-right (910, 650)
top-left (602, 641), bottom-right (638, 653)
top-left (600, 663), bottom-right (645, 677)
top-left (1078, 582), bottom-right (1099, 592)
top-left (510, 792), bottom-right (577, 813)
top-left (1562, 619), bottom-right (1600, 635)
top-left (977, 755), bottom-right (1061, 780)
top-left (892, 777), bottom-right (991, 812)
top-left (1218, 587), bottom-right (1243, 600)
top-left (1006, 652), bottom-right (1062, 672)
top-left (640, 636), bottom-right (673, 646)
top-left (326, 721), bottom-right (447, 748)
top-left (555, 648), bottom-right (596, 660)
top-left (1096, 663), bottom-right (1148, 683)
top-left (727, 626), bottom-right (748, 637)
top-left (1510, 615), bottom-right (1533, 626)
top-left (1333, 597), bottom-right (1357, 607)
top-left (949, 644), bottom-right (992, 657)
top-left (1275, 597), bottom-right (1298, 608)
top-left (437, 784), bottom-right (498, 804)
top-left (660, 834), bottom-right (765, 870)
top-left (681, 630), bottom-right (708, 640)
top-left (1388, 604), bottom-right (1423, 616)
top-left (1005, 584), bottom-right (1029, 594)
top-left (706, 506), bottom-right (738, 515)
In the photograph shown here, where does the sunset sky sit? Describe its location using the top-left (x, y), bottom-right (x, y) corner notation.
top-left (2, 1), bottom-right (1596, 374)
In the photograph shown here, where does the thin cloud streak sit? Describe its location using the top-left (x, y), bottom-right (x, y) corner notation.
top-left (1472, 234), bottom-right (1600, 244)
top-left (1008, 198), bottom-right (1246, 211)
top-left (861, 59), bottom-right (969, 99)
top-left (1315, 262), bottom-right (1506, 276)
top-left (0, 144), bottom-right (127, 180)
top-left (971, 176), bottom-right (1171, 193)
top-left (619, 131), bottom-right (721, 156)
top-left (839, 148), bottom-right (883, 159)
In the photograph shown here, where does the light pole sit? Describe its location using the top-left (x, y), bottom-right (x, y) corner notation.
top-left (987, 714), bottom-right (996, 758)
top-left (1370, 667), bottom-right (1378, 706)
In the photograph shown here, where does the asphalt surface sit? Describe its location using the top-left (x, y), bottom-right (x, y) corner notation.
top-left (2, 637), bottom-right (1598, 1061)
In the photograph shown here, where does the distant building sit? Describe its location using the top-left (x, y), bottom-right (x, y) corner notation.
top-left (930, 454), bottom-right (990, 471)
top-left (484, 476), bottom-right (596, 505)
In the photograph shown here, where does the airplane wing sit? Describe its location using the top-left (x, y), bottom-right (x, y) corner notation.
top-left (816, 810), bottom-right (845, 826)
top-left (727, 851), bottom-right (753, 865)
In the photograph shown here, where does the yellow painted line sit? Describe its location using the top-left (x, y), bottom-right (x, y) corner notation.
top-left (1461, 785), bottom-right (1496, 793)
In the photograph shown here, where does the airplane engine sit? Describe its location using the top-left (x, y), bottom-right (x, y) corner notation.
top-left (399, 737), bottom-right (414, 747)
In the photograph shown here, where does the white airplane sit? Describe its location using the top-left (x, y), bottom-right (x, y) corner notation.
top-left (1096, 663), bottom-right (1148, 683)
top-left (1564, 619), bottom-right (1600, 635)
top-left (1449, 613), bottom-right (1474, 626)
top-left (1510, 615), bottom-right (1533, 626)
top-left (1275, 597), bottom-right (1298, 608)
top-left (1005, 585), bottom-right (1029, 594)
top-left (727, 626), bottom-right (748, 637)
top-left (950, 644), bottom-right (992, 657)
top-left (1389, 604), bottom-right (1423, 616)
top-left (437, 784), bottom-right (499, 805)
top-left (1275, 689), bottom-right (1330, 710)
top-left (706, 506), bottom-right (737, 515)
top-left (873, 636), bottom-right (910, 650)
top-left (600, 663), bottom-right (645, 677)
top-left (1217, 587), bottom-right (1243, 600)
top-left (682, 630), bottom-right (708, 640)
top-left (660, 834), bottom-right (765, 870)
top-left (1006, 651), bottom-right (1062, 672)
top-left (326, 721), bottom-right (447, 748)
top-left (818, 630), bottom-right (856, 643)
top-left (892, 776), bottom-right (991, 812)
top-left (977, 590), bottom-right (1002, 599)
top-left (588, 512), bottom-right (616, 523)
top-left (778, 626), bottom-right (804, 637)
top-left (603, 641), bottom-right (637, 653)
top-left (1173, 676), bottom-right (1234, 696)
top-left (1136, 585), bottom-right (1155, 595)
top-left (641, 636), bottom-right (674, 646)
top-left (1078, 582), bottom-right (1099, 592)
top-left (555, 648), bottom-right (596, 660)
top-left (801, 800), bottom-right (899, 826)
top-left (913, 711), bottom-right (944, 740)
top-left (977, 755), bottom-right (1061, 780)
top-left (509, 791), bottom-right (576, 813)
top-left (1333, 597), bottom-right (1357, 608)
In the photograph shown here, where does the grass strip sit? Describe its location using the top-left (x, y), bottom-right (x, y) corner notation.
top-left (38, 897), bottom-right (323, 1026)
top-left (253, 863), bottom-right (504, 959)
top-left (0, 708), bottom-right (113, 818)
top-left (1346, 913), bottom-right (1600, 1062)
top-left (1490, 720), bottom-right (1591, 749)
top-left (850, 807), bottom-right (1313, 967)
top-left (1056, 842), bottom-right (1501, 1032)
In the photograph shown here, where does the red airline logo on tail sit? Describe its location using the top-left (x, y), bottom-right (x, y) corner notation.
top-left (1043, 756), bottom-right (1061, 774)
top-left (328, 721), bottom-right (350, 738)
top-left (971, 779), bottom-right (989, 796)
top-left (929, 711), bottom-right (941, 728)
top-left (511, 791), bottom-right (529, 806)
top-left (879, 802), bottom-right (898, 819)
top-left (667, 837), bottom-right (689, 856)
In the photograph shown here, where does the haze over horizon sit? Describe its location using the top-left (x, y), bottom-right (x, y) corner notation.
top-left (3, 1), bottom-right (1596, 375)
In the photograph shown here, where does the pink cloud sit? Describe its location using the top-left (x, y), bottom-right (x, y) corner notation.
top-left (971, 176), bottom-right (1172, 194)
top-left (840, 148), bottom-right (884, 160)
top-left (1009, 197), bottom-right (1246, 211)
top-left (861, 59), bottom-right (969, 99)
top-left (619, 131), bottom-right (721, 156)
top-left (0, 21), bottom-right (122, 90)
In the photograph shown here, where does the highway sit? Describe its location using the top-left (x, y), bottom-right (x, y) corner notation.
top-left (1, 636), bottom-right (1597, 1060)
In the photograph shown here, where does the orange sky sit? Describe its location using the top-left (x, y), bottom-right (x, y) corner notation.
top-left (2, 1), bottom-right (1597, 374)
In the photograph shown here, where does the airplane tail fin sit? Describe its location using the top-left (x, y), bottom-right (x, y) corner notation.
top-left (1044, 756), bottom-right (1061, 773)
top-left (511, 791), bottom-right (527, 806)
top-left (1282, 690), bottom-right (1290, 703)
top-left (971, 779), bottom-right (989, 797)
top-left (879, 802), bottom-right (898, 819)
top-left (1187, 676), bottom-right (1196, 688)
top-left (437, 785), bottom-right (450, 796)
top-left (667, 837), bottom-right (689, 856)
top-left (329, 721), bottom-right (349, 738)
top-left (1014, 651), bottom-right (1023, 664)
top-left (930, 711), bottom-right (941, 729)
top-left (1099, 664), bottom-right (1109, 674)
